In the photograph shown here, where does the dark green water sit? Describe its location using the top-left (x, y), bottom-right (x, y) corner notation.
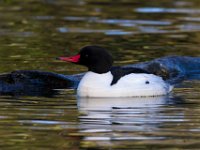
top-left (0, 0), bottom-right (200, 149)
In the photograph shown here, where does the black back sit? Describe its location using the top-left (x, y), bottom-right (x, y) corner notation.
top-left (110, 67), bottom-right (150, 85)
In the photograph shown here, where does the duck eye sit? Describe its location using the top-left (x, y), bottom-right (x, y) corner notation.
top-left (85, 54), bottom-right (89, 58)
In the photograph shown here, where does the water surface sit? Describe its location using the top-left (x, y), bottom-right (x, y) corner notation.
top-left (0, 0), bottom-right (200, 149)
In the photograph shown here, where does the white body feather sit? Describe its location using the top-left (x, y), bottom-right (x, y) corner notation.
top-left (77, 71), bottom-right (173, 97)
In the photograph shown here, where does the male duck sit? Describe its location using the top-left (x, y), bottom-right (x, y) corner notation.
top-left (58, 46), bottom-right (172, 97)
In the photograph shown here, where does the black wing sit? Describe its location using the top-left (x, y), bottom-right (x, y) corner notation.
top-left (110, 67), bottom-right (150, 85)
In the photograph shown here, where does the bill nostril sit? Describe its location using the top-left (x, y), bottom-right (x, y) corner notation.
top-left (145, 81), bottom-right (150, 84)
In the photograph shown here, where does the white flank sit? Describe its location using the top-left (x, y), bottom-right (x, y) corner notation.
top-left (77, 71), bottom-right (173, 97)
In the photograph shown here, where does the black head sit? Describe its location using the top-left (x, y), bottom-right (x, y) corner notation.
top-left (58, 45), bottom-right (113, 74)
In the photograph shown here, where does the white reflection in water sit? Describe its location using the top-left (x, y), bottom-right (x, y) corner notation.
top-left (78, 96), bottom-right (185, 126)
top-left (78, 96), bottom-right (168, 111)
top-left (77, 96), bottom-right (185, 141)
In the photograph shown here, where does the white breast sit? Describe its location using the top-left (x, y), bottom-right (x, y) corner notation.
top-left (77, 71), bottom-right (173, 97)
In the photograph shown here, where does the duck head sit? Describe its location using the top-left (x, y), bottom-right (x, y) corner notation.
top-left (58, 46), bottom-right (113, 74)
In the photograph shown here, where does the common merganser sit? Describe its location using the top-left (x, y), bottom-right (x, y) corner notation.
top-left (58, 46), bottom-right (172, 97)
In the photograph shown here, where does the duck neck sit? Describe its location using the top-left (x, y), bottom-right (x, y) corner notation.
top-left (79, 71), bottom-right (113, 89)
top-left (87, 71), bottom-right (111, 76)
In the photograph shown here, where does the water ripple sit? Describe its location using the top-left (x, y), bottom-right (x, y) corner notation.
top-left (57, 27), bottom-right (134, 35)
top-left (135, 7), bottom-right (200, 14)
top-left (63, 16), bottom-right (172, 26)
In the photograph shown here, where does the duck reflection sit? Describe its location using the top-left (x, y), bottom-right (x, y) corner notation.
top-left (78, 96), bottom-right (170, 111)
top-left (77, 96), bottom-right (185, 143)
top-left (78, 96), bottom-right (166, 126)
top-left (77, 95), bottom-right (183, 126)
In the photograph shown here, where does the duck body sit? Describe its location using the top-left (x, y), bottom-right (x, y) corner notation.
top-left (77, 71), bottom-right (172, 97)
top-left (58, 45), bottom-right (173, 97)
